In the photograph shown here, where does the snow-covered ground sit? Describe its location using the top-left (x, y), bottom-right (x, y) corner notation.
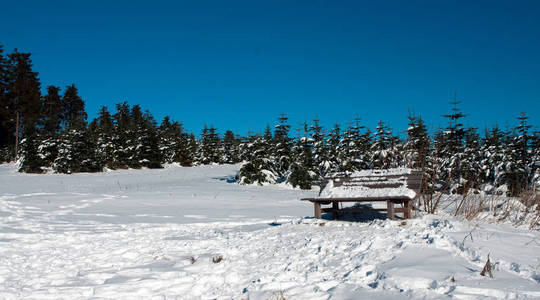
top-left (0, 163), bottom-right (539, 299)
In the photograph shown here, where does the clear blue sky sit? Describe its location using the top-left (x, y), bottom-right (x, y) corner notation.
top-left (1, 0), bottom-right (539, 137)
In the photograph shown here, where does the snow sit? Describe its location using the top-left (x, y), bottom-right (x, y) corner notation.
top-left (320, 168), bottom-right (417, 199)
top-left (1, 163), bottom-right (539, 299)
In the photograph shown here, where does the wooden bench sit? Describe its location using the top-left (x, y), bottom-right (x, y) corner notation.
top-left (302, 169), bottom-right (423, 220)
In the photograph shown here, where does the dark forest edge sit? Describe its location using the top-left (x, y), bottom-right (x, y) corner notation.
top-left (0, 45), bottom-right (539, 197)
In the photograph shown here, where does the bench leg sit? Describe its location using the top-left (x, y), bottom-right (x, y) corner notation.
top-left (387, 200), bottom-right (395, 220)
top-left (314, 202), bottom-right (322, 219)
top-left (332, 202), bottom-right (339, 220)
top-left (404, 200), bottom-right (411, 219)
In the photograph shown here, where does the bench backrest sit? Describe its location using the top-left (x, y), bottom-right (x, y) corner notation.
top-left (320, 169), bottom-right (423, 196)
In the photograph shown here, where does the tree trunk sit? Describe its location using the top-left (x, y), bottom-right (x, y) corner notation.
top-left (14, 111), bottom-right (19, 160)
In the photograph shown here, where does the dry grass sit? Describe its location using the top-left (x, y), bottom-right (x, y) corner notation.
top-left (212, 255), bottom-right (223, 263)
top-left (268, 291), bottom-right (286, 300)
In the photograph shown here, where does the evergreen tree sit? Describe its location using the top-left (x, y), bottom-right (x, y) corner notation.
top-left (288, 122), bottom-right (316, 189)
top-left (237, 136), bottom-right (276, 185)
top-left (54, 126), bottom-right (101, 173)
top-left (95, 106), bottom-right (115, 168)
top-left (273, 114), bottom-right (292, 177)
top-left (37, 86), bottom-right (63, 167)
top-left (137, 110), bottom-right (162, 168)
top-left (405, 115), bottom-right (432, 193)
top-left (0, 45), bottom-right (12, 158)
top-left (5, 50), bottom-right (41, 158)
top-left (505, 113), bottom-right (531, 196)
top-left (61, 84), bottom-right (87, 130)
top-left (530, 131), bottom-right (540, 189)
top-left (404, 115), bottom-right (430, 169)
top-left (186, 133), bottom-right (198, 165)
top-left (223, 130), bottom-right (240, 164)
top-left (18, 127), bottom-right (43, 173)
top-left (111, 102), bottom-right (133, 168)
top-left (326, 123), bottom-right (342, 173)
top-left (440, 98), bottom-right (467, 191)
top-left (158, 116), bottom-right (177, 163)
top-left (481, 126), bottom-right (506, 190)
top-left (462, 127), bottom-right (482, 192)
top-left (310, 119), bottom-right (331, 178)
top-left (338, 120), bottom-right (360, 171)
top-left (371, 121), bottom-right (397, 169)
top-left (199, 125), bottom-right (221, 164)
top-left (128, 105), bottom-right (162, 168)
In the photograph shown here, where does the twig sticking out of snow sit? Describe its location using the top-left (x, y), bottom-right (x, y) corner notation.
top-left (480, 254), bottom-right (494, 278)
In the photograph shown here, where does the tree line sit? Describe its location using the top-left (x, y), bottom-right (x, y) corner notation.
top-left (0, 45), bottom-right (538, 197)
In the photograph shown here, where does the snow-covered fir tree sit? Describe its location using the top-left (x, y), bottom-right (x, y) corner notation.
top-left (272, 114), bottom-right (292, 177)
top-left (480, 126), bottom-right (507, 191)
top-left (223, 130), bottom-right (241, 164)
top-left (326, 123), bottom-right (342, 173)
top-left (237, 136), bottom-right (276, 185)
top-left (111, 102), bottom-right (133, 169)
top-left (94, 106), bottom-right (115, 168)
top-left (461, 127), bottom-right (482, 192)
top-left (310, 119), bottom-right (331, 178)
top-left (371, 121), bottom-right (398, 169)
top-left (199, 125), bottom-right (222, 165)
top-left (505, 113), bottom-right (532, 196)
top-left (287, 122), bottom-right (317, 189)
top-left (440, 99), bottom-right (467, 192)
top-left (19, 128), bottom-right (43, 173)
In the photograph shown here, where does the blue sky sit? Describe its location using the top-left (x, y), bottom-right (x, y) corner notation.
top-left (1, 0), bottom-right (539, 137)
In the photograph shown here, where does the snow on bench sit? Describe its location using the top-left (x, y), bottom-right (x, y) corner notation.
top-left (302, 168), bottom-right (423, 220)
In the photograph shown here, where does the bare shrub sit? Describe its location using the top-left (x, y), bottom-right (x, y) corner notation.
top-left (480, 254), bottom-right (494, 278)
top-left (212, 255), bottom-right (223, 263)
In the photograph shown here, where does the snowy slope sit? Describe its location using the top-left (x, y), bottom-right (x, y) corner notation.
top-left (0, 163), bottom-right (539, 299)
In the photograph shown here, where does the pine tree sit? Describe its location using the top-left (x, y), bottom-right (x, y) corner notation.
top-left (158, 116), bottom-right (176, 163)
top-left (273, 114), bottom-right (292, 177)
top-left (405, 115), bottom-right (432, 193)
top-left (530, 131), bottom-right (540, 189)
top-left (52, 84), bottom-right (96, 173)
top-left (288, 122), bottom-right (316, 189)
top-left (310, 119), bottom-right (331, 178)
top-left (326, 123), bottom-right (342, 173)
top-left (404, 115), bottom-right (430, 169)
top-left (138, 110), bottom-right (162, 168)
top-left (223, 130), bottom-right (240, 164)
top-left (462, 127), bottom-right (482, 192)
top-left (0, 45), bottom-right (12, 158)
top-left (61, 84), bottom-right (87, 130)
top-left (18, 127), bottom-right (43, 173)
top-left (111, 102), bottom-right (133, 168)
top-left (5, 50), bottom-right (41, 159)
top-left (37, 86), bottom-right (63, 167)
top-left (95, 106), bottom-right (115, 168)
top-left (481, 126), bottom-right (506, 190)
top-left (371, 121), bottom-right (397, 169)
top-left (505, 113), bottom-right (532, 196)
top-left (237, 136), bottom-right (276, 185)
top-left (440, 97), bottom-right (467, 192)
top-left (54, 127), bottom-right (100, 173)
top-left (186, 133), bottom-right (198, 165)
top-left (199, 125), bottom-right (221, 164)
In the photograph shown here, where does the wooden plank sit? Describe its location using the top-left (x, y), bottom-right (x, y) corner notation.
top-left (332, 202), bottom-right (339, 220)
top-left (387, 200), bottom-right (395, 220)
top-left (404, 199), bottom-right (411, 219)
top-left (321, 208), bottom-right (408, 213)
top-left (301, 196), bottom-right (412, 202)
top-left (314, 202), bottom-right (322, 219)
